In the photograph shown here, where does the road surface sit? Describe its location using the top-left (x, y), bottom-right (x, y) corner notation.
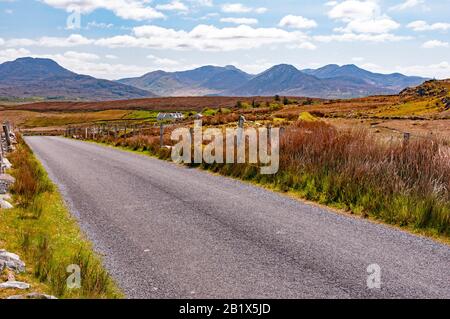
top-left (25, 136), bottom-right (450, 299)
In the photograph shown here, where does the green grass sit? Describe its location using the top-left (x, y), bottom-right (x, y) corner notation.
top-left (377, 99), bottom-right (442, 117)
top-left (298, 112), bottom-right (318, 122)
top-left (123, 110), bottom-right (159, 120)
top-left (0, 138), bottom-right (122, 299)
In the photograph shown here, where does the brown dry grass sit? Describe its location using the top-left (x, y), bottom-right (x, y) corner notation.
top-left (2, 96), bottom-right (302, 112)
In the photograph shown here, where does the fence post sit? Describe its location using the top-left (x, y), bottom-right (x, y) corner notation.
top-left (403, 132), bottom-right (410, 145)
top-left (160, 123), bottom-right (164, 148)
top-left (0, 135), bottom-right (4, 174)
top-left (3, 123), bottom-right (11, 149)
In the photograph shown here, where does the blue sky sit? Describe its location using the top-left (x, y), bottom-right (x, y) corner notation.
top-left (0, 0), bottom-right (449, 79)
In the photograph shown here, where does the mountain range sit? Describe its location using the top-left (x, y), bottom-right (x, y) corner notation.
top-left (0, 57), bottom-right (155, 101)
top-left (118, 63), bottom-right (427, 99)
top-left (0, 57), bottom-right (427, 101)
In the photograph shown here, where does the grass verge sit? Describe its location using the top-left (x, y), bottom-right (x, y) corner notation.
top-left (0, 135), bottom-right (122, 299)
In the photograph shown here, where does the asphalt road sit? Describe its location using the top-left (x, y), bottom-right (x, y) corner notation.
top-left (25, 136), bottom-right (450, 299)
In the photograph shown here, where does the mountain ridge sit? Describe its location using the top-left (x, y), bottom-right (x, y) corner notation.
top-left (0, 57), bottom-right (428, 100)
top-left (0, 57), bottom-right (156, 101)
top-left (119, 63), bottom-right (428, 99)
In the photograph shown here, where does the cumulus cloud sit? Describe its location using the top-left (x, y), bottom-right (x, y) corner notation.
top-left (93, 24), bottom-right (313, 51)
top-left (220, 17), bottom-right (258, 25)
top-left (279, 15), bottom-right (317, 29)
top-left (327, 0), bottom-right (400, 34)
top-left (156, 1), bottom-right (189, 12)
top-left (0, 48), bottom-right (31, 63)
top-left (41, 0), bottom-right (165, 21)
top-left (422, 40), bottom-right (449, 49)
top-left (395, 61), bottom-right (450, 79)
top-left (221, 3), bottom-right (267, 14)
top-left (407, 20), bottom-right (450, 31)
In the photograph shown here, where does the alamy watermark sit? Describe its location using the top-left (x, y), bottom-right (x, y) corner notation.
top-left (66, 7), bottom-right (81, 30)
top-left (367, 264), bottom-right (382, 289)
top-left (66, 264), bottom-right (81, 289)
top-left (170, 120), bottom-right (280, 175)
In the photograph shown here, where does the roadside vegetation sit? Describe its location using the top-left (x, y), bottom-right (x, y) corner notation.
top-left (0, 135), bottom-right (122, 299)
top-left (87, 117), bottom-right (450, 239)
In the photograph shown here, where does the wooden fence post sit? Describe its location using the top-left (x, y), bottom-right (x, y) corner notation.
top-left (160, 123), bottom-right (164, 148)
top-left (403, 132), bottom-right (410, 145)
top-left (3, 123), bottom-right (11, 148)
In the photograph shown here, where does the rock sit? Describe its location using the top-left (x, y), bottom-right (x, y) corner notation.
top-left (0, 281), bottom-right (30, 290)
top-left (7, 293), bottom-right (57, 299)
top-left (0, 174), bottom-right (15, 195)
top-left (1, 158), bottom-right (12, 170)
top-left (0, 194), bottom-right (12, 201)
top-left (0, 250), bottom-right (26, 273)
top-left (442, 97), bottom-right (450, 110)
top-left (0, 199), bottom-right (13, 209)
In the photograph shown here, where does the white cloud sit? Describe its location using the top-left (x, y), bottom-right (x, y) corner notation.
top-left (334, 16), bottom-right (399, 34)
top-left (156, 1), bottom-right (189, 12)
top-left (32, 51), bottom-right (150, 79)
top-left (220, 17), bottom-right (258, 25)
top-left (314, 32), bottom-right (411, 42)
top-left (279, 15), bottom-right (317, 29)
top-left (422, 40), bottom-right (449, 49)
top-left (189, 0), bottom-right (213, 7)
top-left (325, 1), bottom-right (338, 6)
top-left (407, 20), bottom-right (450, 31)
top-left (105, 54), bottom-right (118, 59)
top-left (147, 54), bottom-right (180, 66)
top-left (327, 0), bottom-right (400, 34)
top-left (313, 33), bottom-right (412, 43)
top-left (395, 62), bottom-right (450, 79)
top-left (41, 0), bottom-right (165, 21)
top-left (221, 3), bottom-right (267, 14)
top-left (5, 34), bottom-right (93, 47)
top-left (287, 42), bottom-right (317, 50)
top-left (62, 50), bottom-right (99, 61)
top-left (389, 0), bottom-right (425, 11)
top-left (93, 24), bottom-right (313, 51)
top-left (328, 0), bottom-right (380, 21)
top-left (0, 48), bottom-right (31, 63)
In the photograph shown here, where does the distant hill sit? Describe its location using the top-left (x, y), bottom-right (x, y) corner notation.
top-left (121, 64), bottom-right (428, 99)
top-left (302, 64), bottom-right (426, 91)
top-left (0, 57), bottom-right (156, 101)
top-left (118, 65), bottom-right (253, 97)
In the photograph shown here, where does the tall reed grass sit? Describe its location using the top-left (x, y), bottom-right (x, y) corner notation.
top-left (86, 120), bottom-right (450, 236)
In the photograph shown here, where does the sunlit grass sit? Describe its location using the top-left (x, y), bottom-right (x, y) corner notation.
top-left (0, 137), bottom-right (122, 299)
